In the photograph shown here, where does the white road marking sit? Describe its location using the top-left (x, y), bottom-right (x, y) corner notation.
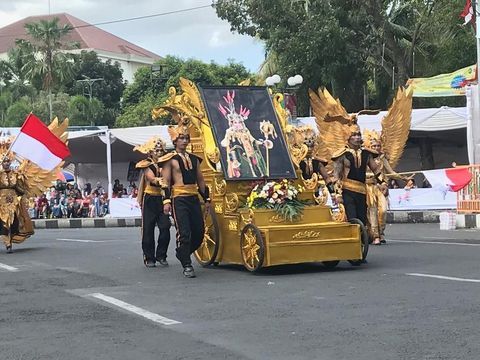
top-left (56, 238), bottom-right (122, 243)
top-left (389, 239), bottom-right (480, 247)
top-left (406, 273), bottom-right (480, 283)
top-left (89, 293), bottom-right (181, 326)
top-left (0, 262), bottom-right (19, 272)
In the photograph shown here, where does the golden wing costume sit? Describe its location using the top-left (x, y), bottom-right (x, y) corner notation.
top-left (0, 117), bottom-right (69, 252)
top-left (362, 87), bottom-right (413, 243)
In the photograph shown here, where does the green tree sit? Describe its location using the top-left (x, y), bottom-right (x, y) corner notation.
top-left (117, 56), bottom-right (253, 127)
top-left (4, 99), bottom-right (30, 127)
top-left (215, 0), bottom-right (476, 111)
top-left (66, 51), bottom-right (125, 110)
top-left (116, 95), bottom-right (161, 128)
top-left (16, 17), bottom-right (77, 120)
top-left (67, 95), bottom-right (106, 126)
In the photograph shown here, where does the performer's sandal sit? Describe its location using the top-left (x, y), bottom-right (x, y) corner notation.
top-left (5, 245), bottom-right (12, 253)
top-left (372, 238), bottom-right (381, 245)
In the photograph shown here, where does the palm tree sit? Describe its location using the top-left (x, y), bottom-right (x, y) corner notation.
top-left (16, 17), bottom-right (76, 120)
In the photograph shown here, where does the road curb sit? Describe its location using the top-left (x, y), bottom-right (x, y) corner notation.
top-left (33, 218), bottom-right (142, 229)
top-left (31, 210), bottom-right (456, 229)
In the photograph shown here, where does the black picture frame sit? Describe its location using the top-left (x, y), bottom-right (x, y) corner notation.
top-left (199, 85), bottom-right (296, 181)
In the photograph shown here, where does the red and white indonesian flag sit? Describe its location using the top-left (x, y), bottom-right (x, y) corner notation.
top-left (423, 168), bottom-right (472, 192)
top-left (11, 113), bottom-right (70, 171)
top-left (461, 0), bottom-right (474, 25)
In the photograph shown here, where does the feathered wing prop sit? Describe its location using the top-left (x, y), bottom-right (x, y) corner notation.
top-left (17, 118), bottom-right (70, 197)
top-left (309, 88), bottom-right (351, 171)
top-left (380, 87), bottom-right (413, 169)
top-left (309, 88), bottom-right (351, 123)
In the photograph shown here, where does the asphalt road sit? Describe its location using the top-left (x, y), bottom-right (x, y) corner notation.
top-left (0, 224), bottom-right (480, 360)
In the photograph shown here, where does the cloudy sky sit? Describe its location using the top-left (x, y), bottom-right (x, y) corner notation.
top-left (0, 0), bottom-right (265, 71)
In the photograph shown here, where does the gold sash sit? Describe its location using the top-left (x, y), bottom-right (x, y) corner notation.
top-left (172, 184), bottom-right (198, 197)
top-left (342, 178), bottom-right (366, 194)
top-left (144, 184), bottom-right (164, 196)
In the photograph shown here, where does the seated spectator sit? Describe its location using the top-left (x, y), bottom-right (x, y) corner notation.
top-left (101, 194), bottom-right (109, 216)
top-left (88, 191), bottom-right (102, 217)
top-left (55, 179), bottom-right (66, 192)
top-left (404, 178), bottom-right (416, 190)
top-left (72, 183), bottom-right (82, 199)
top-left (35, 194), bottom-right (49, 219)
top-left (113, 179), bottom-right (123, 194)
top-left (95, 181), bottom-right (105, 195)
top-left (27, 197), bottom-right (36, 219)
top-left (65, 183), bottom-right (74, 198)
top-left (67, 195), bottom-right (81, 218)
top-left (129, 186), bottom-right (138, 199)
top-left (51, 199), bottom-right (63, 218)
top-left (388, 179), bottom-right (399, 189)
top-left (60, 194), bottom-right (68, 217)
top-left (127, 181), bottom-right (137, 196)
top-left (82, 183), bottom-right (92, 198)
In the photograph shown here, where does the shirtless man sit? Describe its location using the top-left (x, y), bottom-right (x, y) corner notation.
top-left (162, 124), bottom-right (210, 278)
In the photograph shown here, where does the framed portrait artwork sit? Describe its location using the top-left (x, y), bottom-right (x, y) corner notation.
top-left (199, 86), bottom-right (296, 181)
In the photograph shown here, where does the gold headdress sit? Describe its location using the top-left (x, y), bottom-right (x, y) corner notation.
top-left (362, 129), bottom-right (381, 149)
top-left (133, 136), bottom-right (166, 155)
top-left (0, 135), bottom-right (15, 162)
top-left (167, 123), bottom-right (190, 142)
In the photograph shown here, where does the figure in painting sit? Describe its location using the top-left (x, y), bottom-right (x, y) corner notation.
top-left (218, 91), bottom-right (269, 178)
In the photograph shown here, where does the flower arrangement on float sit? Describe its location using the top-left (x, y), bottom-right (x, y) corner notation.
top-left (246, 179), bottom-right (307, 221)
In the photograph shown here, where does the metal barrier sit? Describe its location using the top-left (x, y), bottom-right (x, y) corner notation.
top-left (457, 165), bottom-right (480, 213)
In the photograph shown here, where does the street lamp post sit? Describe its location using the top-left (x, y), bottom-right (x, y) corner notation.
top-left (265, 74), bottom-right (304, 119)
top-left (76, 76), bottom-right (103, 125)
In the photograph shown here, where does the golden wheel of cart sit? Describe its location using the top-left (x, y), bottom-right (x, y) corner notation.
top-left (194, 210), bottom-right (220, 266)
top-left (155, 78), bottom-right (366, 273)
top-left (240, 223), bottom-right (265, 272)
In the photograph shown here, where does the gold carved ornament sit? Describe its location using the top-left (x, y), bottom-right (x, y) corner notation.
top-left (214, 178), bottom-right (226, 196)
top-left (214, 203), bottom-right (223, 214)
top-left (228, 220), bottom-right (238, 231)
top-left (331, 203), bottom-right (347, 222)
top-left (242, 227), bottom-right (261, 268)
top-left (303, 172), bottom-right (319, 190)
top-left (314, 184), bottom-right (329, 206)
top-left (240, 208), bottom-right (255, 225)
top-left (199, 226), bottom-right (216, 261)
top-left (224, 193), bottom-right (239, 213)
top-left (151, 78), bottom-right (220, 172)
top-left (292, 230), bottom-right (321, 240)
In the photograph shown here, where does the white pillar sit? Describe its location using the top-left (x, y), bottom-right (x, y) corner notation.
top-left (106, 130), bottom-right (113, 199)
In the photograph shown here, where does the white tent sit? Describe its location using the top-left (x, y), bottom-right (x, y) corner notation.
top-left (294, 106), bottom-right (468, 133)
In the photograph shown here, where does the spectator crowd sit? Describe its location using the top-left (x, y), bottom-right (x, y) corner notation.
top-left (30, 179), bottom-right (137, 219)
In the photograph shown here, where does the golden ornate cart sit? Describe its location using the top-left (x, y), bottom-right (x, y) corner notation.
top-left (153, 79), bottom-right (368, 272)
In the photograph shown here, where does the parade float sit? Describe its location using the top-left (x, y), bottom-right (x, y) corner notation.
top-left (152, 78), bottom-right (367, 272)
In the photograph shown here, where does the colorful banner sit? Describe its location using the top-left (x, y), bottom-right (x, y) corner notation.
top-left (388, 188), bottom-right (457, 210)
top-left (109, 198), bottom-right (141, 218)
top-left (407, 64), bottom-right (476, 97)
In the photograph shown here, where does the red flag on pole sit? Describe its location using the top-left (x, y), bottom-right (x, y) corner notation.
top-left (461, 0), bottom-right (475, 25)
top-left (10, 113), bottom-right (70, 170)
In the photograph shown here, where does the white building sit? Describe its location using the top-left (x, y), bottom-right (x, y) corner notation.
top-left (0, 13), bottom-right (161, 83)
